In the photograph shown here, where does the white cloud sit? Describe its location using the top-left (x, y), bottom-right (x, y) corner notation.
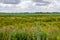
top-left (16, 1), bottom-right (33, 9)
top-left (0, 0), bottom-right (60, 12)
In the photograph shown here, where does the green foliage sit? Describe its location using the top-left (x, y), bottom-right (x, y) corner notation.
top-left (0, 13), bottom-right (60, 40)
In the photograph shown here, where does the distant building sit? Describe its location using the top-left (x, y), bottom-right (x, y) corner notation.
top-left (0, 0), bottom-right (20, 4)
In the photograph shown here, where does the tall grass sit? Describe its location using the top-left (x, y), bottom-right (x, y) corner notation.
top-left (0, 14), bottom-right (60, 40)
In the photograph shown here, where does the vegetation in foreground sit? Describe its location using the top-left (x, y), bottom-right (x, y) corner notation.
top-left (0, 13), bottom-right (60, 40)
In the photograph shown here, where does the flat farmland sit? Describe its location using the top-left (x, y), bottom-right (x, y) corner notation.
top-left (0, 13), bottom-right (60, 40)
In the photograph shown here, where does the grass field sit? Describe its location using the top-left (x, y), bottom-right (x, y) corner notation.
top-left (0, 13), bottom-right (60, 40)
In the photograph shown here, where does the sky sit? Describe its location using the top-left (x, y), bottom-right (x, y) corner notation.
top-left (0, 0), bottom-right (60, 12)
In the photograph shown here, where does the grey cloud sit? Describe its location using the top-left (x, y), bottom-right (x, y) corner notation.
top-left (0, 0), bottom-right (59, 12)
top-left (33, 0), bottom-right (43, 2)
top-left (32, 0), bottom-right (49, 3)
top-left (0, 0), bottom-right (2, 3)
top-left (0, 0), bottom-right (20, 4)
top-left (32, 0), bottom-right (50, 6)
top-left (35, 3), bottom-right (48, 6)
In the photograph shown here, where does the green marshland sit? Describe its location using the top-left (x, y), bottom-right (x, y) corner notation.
top-left (0, 13), bottom-right (60, 40)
